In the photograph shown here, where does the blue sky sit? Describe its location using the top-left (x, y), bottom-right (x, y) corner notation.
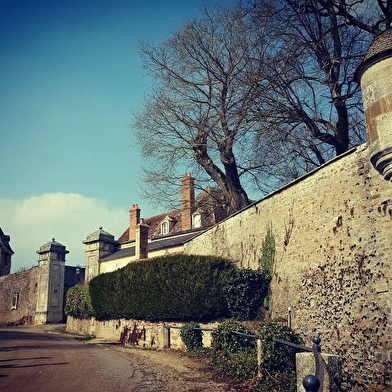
top-left (0, 0), bottom-right (234, 271)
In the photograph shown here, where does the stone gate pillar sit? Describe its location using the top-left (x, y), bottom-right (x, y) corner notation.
top-left (35, 238), bottom-right (68, 324)
top-left (83, 227), bottom-right (117, 282)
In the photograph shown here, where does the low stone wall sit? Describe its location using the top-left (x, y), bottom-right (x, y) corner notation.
top-left (66, 316), bottom-right (218, 350)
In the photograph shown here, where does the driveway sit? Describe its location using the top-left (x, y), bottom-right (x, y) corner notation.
top-left (0, 324), bottom-right (230, 391)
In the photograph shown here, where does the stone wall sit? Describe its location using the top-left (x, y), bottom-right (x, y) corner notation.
top-left (0, 264), bottom-right (84, 326)
top-left (0, 267), bottom-right (38, 326)
top-left (66, 316), bottom-right (217, 350)
top-left (184, 144), bottom-right (392, 391)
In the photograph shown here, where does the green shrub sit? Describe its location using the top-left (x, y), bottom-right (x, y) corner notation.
top-left (224, 269), bottom-right (270, 320)
top-left (208, 321), bottom-right (302, 390)
top-left (256, 323), bottom-right (303, 392)
top-left (180, 322), bottom-right (203, 352)
top-left (211, 347), bottom-right (257, 381)
top-left (210, 320), bottom-right (257, 382)
top-left (253, 370), bottom-right (297, 392)
top-left (89, 269), bottom-right (125, 320)
top-left (211, 319), bottom-right (255, 353)
top-left (65, 284), bottom-right (94, 319)
top-left (258, 323), bottom-right (302, 373)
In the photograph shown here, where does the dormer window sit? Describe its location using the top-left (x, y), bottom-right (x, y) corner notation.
top-left (161, 215), bottom-right (175, 235)
top-left (192, 212), bottom-right (202, 228)
top-left (161, 221), bottom-right (169, 235)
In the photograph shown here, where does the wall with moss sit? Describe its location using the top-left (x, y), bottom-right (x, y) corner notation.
top-left (184, 143), bottom-right (392, 391)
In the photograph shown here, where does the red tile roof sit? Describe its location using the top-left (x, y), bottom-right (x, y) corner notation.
top-left (117, 186), bottom-right (228, 244)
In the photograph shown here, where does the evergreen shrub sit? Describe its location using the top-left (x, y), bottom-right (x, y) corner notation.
top-left (254, 323), bottom-right (303, 392)
top-left (210, 319), bottom-right (257, 381)
top-left (258, 322), bottom-right (302, 373)
top-left (180, 321), bottom-right (203, 352)
top-left (65, 284), bottom-right (94, 319)
top-left (208, 321), bottom-right (303, 390)
top-left (211, 348), bottom-right (257, 381)
top-left (224, 268), bottom-right (270, 319)
top-left (211, 319), bottom-right (255, 353)
top-left (89, 254), bottom-right (236, 321)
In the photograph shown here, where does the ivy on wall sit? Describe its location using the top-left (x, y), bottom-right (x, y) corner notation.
top-left (259, 223), bottom-right (275, 309)
top-left (259, 223), bottom-right (275, 276)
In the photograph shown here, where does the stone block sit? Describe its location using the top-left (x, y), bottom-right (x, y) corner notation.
top-left (296, 352), bottom-right (341, 392)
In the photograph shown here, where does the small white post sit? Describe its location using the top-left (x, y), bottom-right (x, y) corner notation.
top-left (257, 338), bottom-right (263, 378)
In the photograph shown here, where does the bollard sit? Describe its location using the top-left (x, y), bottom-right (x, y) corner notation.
top-left (257, 338), bottom-right (263, 378)
top-left (303, 374), bottom-right (320, 392)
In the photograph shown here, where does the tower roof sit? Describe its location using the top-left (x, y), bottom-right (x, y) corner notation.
top-left (83, 227), bottom-right (116, 244)
top-left (37, 238), bottom-right (69, 254)
top-left (0, 226), bottom-right (13, 255)
top-left (355, 28), bottom-right (392, 81)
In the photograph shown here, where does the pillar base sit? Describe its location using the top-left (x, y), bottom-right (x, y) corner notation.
top-left (370, 146), bottom-right (392, 181)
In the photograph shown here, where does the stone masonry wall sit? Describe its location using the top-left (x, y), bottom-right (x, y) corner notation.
top-left (66, 316), bottom-right (217, 350)
top-left (184, 144), bottom-right (392, 391)
top-left (0, 267), bottom-right (38, 326)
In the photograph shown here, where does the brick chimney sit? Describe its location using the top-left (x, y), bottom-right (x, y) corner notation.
top-left (135, 220), bottom-right (149, 259)
top-left (181, 173), bottom-right (195, 231)
top-left (129, 204), bottom-right (140, 241)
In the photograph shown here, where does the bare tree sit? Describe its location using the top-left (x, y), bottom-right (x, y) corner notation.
top-left (243, 0), bottom-right (375, 172)
top-left (133, 1), bottom-right (391, 214)
top-left (134, 6), bottom-right (270, 214)
top-left (331, 0), bottom-right (392, 33)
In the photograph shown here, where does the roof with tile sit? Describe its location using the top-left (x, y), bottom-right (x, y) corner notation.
top-left (364, 28), bottom-right (392, 61)
top-left (355, 28), bottom-right (392, 81)
top-left (117, 186), bottom-right (227, 244)
top-left (100, 230), bottom-right (203, 262)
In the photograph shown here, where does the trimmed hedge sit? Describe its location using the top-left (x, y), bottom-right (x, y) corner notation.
top-left (89, 255), bottom-right (236, 321)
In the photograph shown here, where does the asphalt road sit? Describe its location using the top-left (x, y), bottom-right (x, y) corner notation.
top-left (0, 324), bottom-right (166, 392)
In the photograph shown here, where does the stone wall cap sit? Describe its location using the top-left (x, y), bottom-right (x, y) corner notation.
top-left (83, 227), bottom-right (116, 244)
top-left (37, 238), bottom-right (69, 254)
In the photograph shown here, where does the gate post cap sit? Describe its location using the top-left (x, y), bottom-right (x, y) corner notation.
top-left (303, 374), bottom-right (320, 391)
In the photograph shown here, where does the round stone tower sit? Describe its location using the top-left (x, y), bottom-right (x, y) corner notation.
top-left (355, 28), bottom-right (392, 180)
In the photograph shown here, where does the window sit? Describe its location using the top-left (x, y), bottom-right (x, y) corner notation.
top-left (161, 221), bottom-right (169, 235)
top-left (11, 293), bottom-right (19, 310)
top-left (192, 212), bottom-right (202, 228)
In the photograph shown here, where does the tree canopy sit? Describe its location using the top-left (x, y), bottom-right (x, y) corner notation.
top-left (133, 0), bottom-right (391, 215)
